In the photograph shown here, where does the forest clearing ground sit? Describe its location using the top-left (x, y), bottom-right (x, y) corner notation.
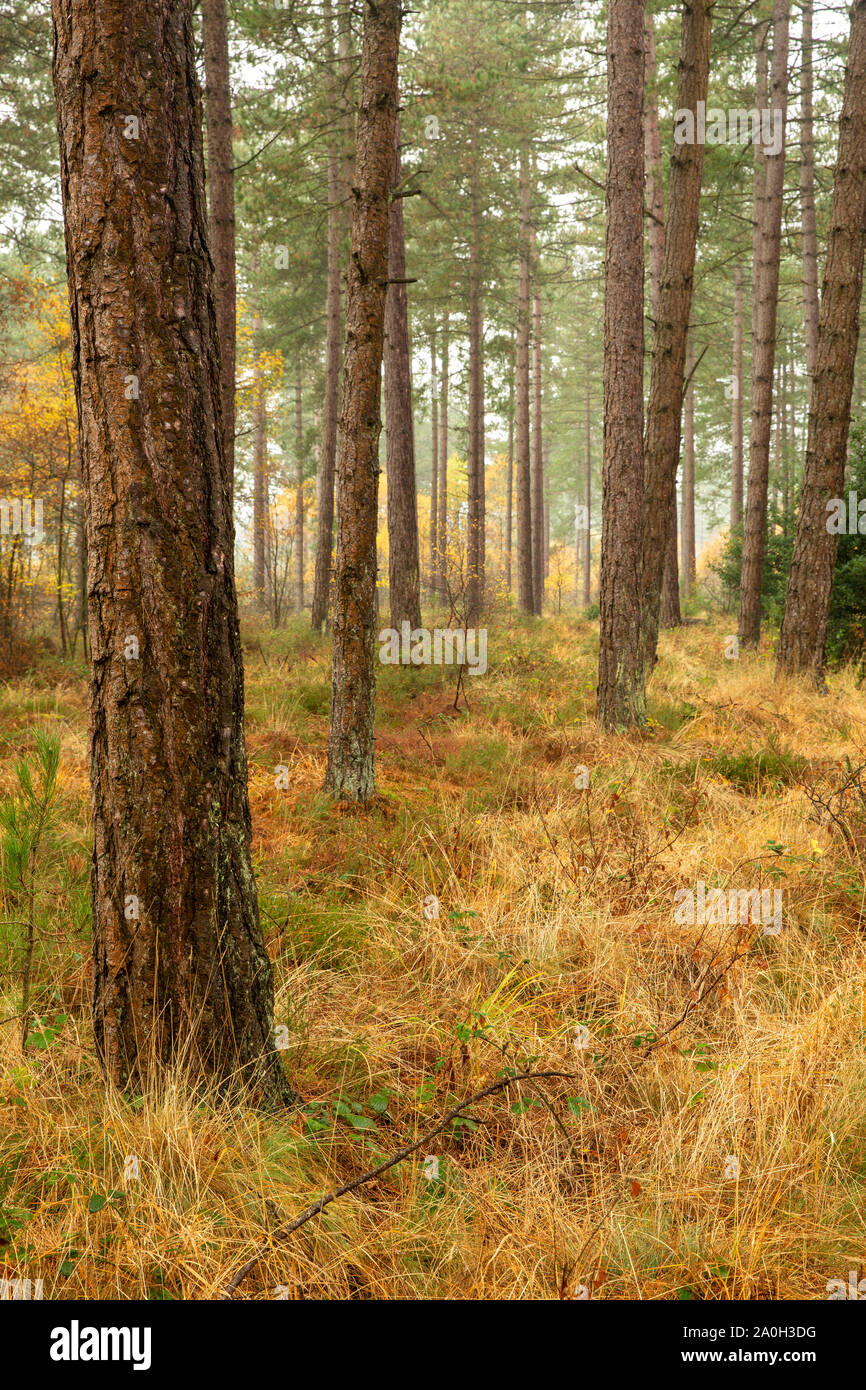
top-left (1, 610), bottom-right (865, 1299)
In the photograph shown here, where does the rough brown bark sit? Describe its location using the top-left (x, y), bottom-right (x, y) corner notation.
top-left (640, 0), bottom-right (712, 673)
top-left (739, 0), bottom-right (789, 648)
top-left (52, 0), bottom-right (291, 1104)
top-left (731, 264), bottom-right (744, 528)
top-left (201, 0), bottom-right (236, 503)
top-left (800, 0), bottom-right (820, 408)
top-left (324, 0), bottom-right (399, 801)
top-left (385, 112), bottom-right (421, 632)
top-left (516, 141), bottom-right (533, 614)
top-left (531, 282), bottom-right (544, 614)
top-left (311, 0), bottom-right (342, 633)
top-left (598, 0), bottom-right (646, 729)
top-left (777, 0), bottom-right (866, 682)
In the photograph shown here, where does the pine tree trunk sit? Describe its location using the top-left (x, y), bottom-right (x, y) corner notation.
top-left (583, 357), bottom-right (592, 607)
top-left (731, 264), bottom-right (744, 529)
top-left (52, 0), bottom-right (292, 1105)
top-left (598, 0), bottom-right (646, 729)
top-left (201, 0), bottom-right (236, 503)
top-left (800, 0), bottom-right (820, 409)
top-left (777, 0), bottom-right (866, 682)
top-left (311, 0), bottom-right (342, 633)
top-left (252, 295), bottom-right (267, 612)
top-left (505, 357), bottom-right (514, 594)
top-left (295, 369), bottom-right (304, 611)
top-left (437, 322), bottom-right (449, 597)
top-left (531, 283), bottom-right (544, 614)
top-left (385, 113), bottom-right (421, 632)
top-left (467, 134), bottom-right (484, 624)
top-left (739, 0), bottom-right (789, 648)
top-left (641, 0), bottom-right (712, 672)
top-left (324, 0), bottom-right (399, 801)
top-left (516, 140), bottom-right (534, 613)
top-left (682, 333), bottom-right (696, 597)
top-left (429, 332), bottom-right (438, 594)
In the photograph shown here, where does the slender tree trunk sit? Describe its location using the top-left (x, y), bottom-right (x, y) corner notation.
top-left (516, 140), bottom-right (534, 613)
top-left (311, 0), bottom-right (342, 632)
top-left (429, 332), bottom-right (438, 594)
top-left (324, 0), bottom-right (399, 801)
top-left (531, 283), bottom-right (544, 614)
top-left (437, 322), bottom-right (448, 596)
top-left (739, 0), bottom-right (789, 648)
top-left (505, 356), bottom-right (514, 593)
top-left (52, 0), bottom-right (291, 1104)
top-left (682, 332), bottom-right (696, 597)
top-left (598, 0), bottom-right (646, 729)
top-left (641, 0), bottom-right (712, 672)
top-left (731, 264), bottom-right (744, 528)
top-left (583, 357), bottom-right (592, 607)
top-left (800, 0), bottom-right (819, 409)
top-left (295, 369), bottom-right (304, 610)
top-left (252, 294), bottom-right (267, 612)
top-left (201, 0), bottom-right (236, 504)
top-left (466, 131), bottom-right (484, 624)
top-left (385, 112), bottom-right (421, 632)
top-left (543, 438), bottom-right (550, 579)
top-left (777, 0), bottom-right (866, 682)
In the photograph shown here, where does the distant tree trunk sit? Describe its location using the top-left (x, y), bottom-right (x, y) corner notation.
top-left (543, 439), bottom-right (550, 579)
top-left (466, 131), bottom-right (484, 624)
top-left (531, 283), bottom-right (544, 613)
top-left (324, 0), bottom-right (399, 801)
top-left (505, 355), bottom-right (514, 593)
top-left (75, 483), bottom-right (87, 655)
top-left (201, 0), bottom-right (236, 504)
top-left (598, 0), bottom-right (646, 729)
top-left (641, 0), bottom-right (712, 671)
top-left (311, 0), bottom-right (342, 633)
top-left (52, 0), bottom-right (292, 1104)
top-left (583, 357), bottom-right (592, 607)
top-left (385, 113), bottom-right (421, 632)
top-left (429, 332), bottom-right (438, 594)
top-left (437, 322), bottom-right (449, 595)
top-left (252, 296), bottom-right (267, 612)
top-left (661, 490), bottom-right (681, 626)
top-left (800, 0), bottom-right (819, 410)
top-left (295, 369), bottom-right (304, 610)
top-left (777, 0), bottom-right (866, 683)
top-left (516, 140), bottom-right (534, 613)
top-left (731, 264), bottom-right (744, 528)
top-left (740, 0), bottom-right (789, 648)
top-left (682, 332), bottom-right (696, 597)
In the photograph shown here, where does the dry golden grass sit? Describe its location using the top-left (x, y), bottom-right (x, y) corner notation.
top-left (1, 611), bottom-right (865, 1300)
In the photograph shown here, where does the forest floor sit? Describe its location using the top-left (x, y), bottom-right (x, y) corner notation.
top-left (1, 610), bottom-right (865, 1300)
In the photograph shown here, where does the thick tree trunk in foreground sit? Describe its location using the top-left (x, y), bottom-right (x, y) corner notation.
top-left (385, 113), bottom-right (421, 632)
top-left (800, 0), bottom-right (820, 409)
top-left (739, 0), bottom-right (789, 648)
top-left (52, 0), bottom-right (291, 1104)
top-left (731, 264), bottom-right (744, 528)
top-left (324, 0), bottom-right (399, 801)
top-left (201, 0), bottom-right (236, 503)
top-left (598, 0), bottom-right (646, 729)
top-left (640, 0), bottom-right (711, 674)
top-left (516, 141), bottom-right (534, 614)
top-left (777, 0), bottom-right (866, 683)
top-left (311, 0), bottom-right (342, 633)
